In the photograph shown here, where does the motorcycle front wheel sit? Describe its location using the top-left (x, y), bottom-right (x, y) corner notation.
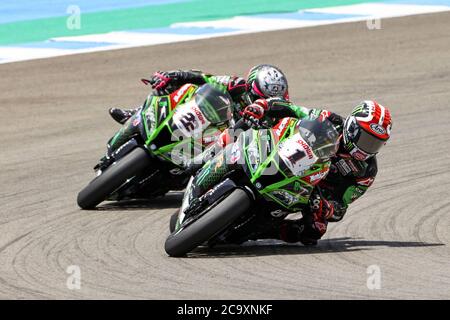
top-left (77, 147), bottom-right (152, 209)
top-left (164, 189), bottom-right (251, 257)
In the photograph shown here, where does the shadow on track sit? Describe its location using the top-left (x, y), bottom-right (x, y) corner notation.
top-left (186, 237), bottom-right (445, 259)
top-left (95, 192), bottom-right (184, 211)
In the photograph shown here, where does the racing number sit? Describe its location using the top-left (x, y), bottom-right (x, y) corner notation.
top-left (180, 112), bottom-right (198, 131)
top-left (287, 149), bottom-right (306, 164)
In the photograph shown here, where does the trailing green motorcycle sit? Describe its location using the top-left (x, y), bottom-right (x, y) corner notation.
top-left (165, 117), bottom-right (340, 256)
top-left (77, 83), bottom-right (233, 209)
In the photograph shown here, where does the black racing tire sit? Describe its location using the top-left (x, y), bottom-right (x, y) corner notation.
top-left (164, 189), bottom-right (251, 257)
top-left (77, 148), bottom-right (151, 209)
top-left (169, 210), bottom-right (179, 233)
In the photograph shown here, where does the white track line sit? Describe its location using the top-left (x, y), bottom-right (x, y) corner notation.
top-left (1, 3), bottom-right (449, 65)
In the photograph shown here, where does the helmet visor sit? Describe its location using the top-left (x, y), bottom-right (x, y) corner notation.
top-left (354, 129), bottom-right (386, 154)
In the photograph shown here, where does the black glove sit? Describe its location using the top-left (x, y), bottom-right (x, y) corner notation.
top-left (145, 70), bottom-right (206, 95)
top-left (279, 219), bottom-right (318, 246)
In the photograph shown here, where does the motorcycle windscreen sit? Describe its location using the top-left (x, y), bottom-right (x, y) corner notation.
top-left (297, 118), bottom-right (340, 160)
top-left (195, 84), bottom-right (233, 125)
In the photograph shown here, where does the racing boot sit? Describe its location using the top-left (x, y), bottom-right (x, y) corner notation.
top-left (109, 108), bottom-right (136, 124)
top-left (257, 219), bottom-right (318, 246)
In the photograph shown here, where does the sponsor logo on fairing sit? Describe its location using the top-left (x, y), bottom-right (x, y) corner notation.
top-left (274, 117), bottom-right (290, 137)
top-left (173, 84), bottom-right (191, 103)
top-left (304, 170), bottom-right (329, 184)
top-left (202, 130), bottom-right (221, 145)
top-left (297, 139), bottom-right (314, 159)
top-left (192, 106), bottom-right (206, 125)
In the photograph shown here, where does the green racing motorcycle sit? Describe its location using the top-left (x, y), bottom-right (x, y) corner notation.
top-left (165, 116), bottom-right (340, 256)
top-left (77, 83), bottom-right (233, 209)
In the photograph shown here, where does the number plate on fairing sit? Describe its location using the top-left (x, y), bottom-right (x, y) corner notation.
top-left (172, 101), bottom-right (211, 137)
top-left (278, 133), bottom-right (318, 176)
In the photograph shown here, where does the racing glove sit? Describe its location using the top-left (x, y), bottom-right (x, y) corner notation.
top-left (146, 71), bottom-right (175, 95)
top-left (146, 70), bottom-right (206, 95)
top-left (241, 99), bottom-right (268, 128)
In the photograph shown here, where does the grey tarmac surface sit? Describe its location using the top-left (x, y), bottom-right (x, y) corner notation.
top-left (0, 12), bottom-right (449, 299)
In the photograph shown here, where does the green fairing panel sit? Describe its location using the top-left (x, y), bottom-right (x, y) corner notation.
top-left (239, 118), bottom-right (330, 212)
top-left (108, 111), bottom-right (143, 152)
top-left (141, 85), bottom-right (198, 166)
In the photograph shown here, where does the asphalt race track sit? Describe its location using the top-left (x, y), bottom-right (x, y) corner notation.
top-left (1, 12), bottom-right (449, 299)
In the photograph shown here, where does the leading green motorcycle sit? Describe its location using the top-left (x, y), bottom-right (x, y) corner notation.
top-left (165, 117), bottom-right (340, 256)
